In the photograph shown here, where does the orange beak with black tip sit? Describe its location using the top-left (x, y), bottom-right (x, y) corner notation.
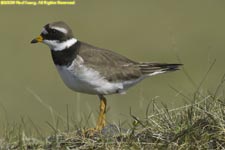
top-left (31, 35), bottom-right (43, 44)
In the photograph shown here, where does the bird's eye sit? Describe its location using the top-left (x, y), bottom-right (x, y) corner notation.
top-left (52, 29), bottom-right (57, 34)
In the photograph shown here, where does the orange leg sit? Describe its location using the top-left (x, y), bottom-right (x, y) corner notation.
top-left (84, 95), bottom-right (107, 137)
top-left (96, 95), bottom-right (107, 130)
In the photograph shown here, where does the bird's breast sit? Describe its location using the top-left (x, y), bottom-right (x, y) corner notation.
top-left (55, 60), bottom-right (123, 95)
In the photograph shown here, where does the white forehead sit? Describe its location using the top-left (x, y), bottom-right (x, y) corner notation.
top-left (50, 26), bottom-right (68, 34)
top-left (41, 28), bottom-right (48, 35)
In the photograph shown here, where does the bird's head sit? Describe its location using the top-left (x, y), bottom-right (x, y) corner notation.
top-left (31, 21), bottom-right (77, 51)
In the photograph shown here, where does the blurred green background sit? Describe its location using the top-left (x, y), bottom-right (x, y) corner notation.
top-left (0, 0), bottom-right (225, 133)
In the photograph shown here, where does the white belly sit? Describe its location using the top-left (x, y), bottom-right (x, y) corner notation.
top-left (55, 56), bottom-right (145, 95)
top-left (55, 64), bottom-right (123, 95)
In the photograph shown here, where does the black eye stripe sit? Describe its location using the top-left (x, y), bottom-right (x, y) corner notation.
top-left (42, 24), bottom-right (72, 42)
top-left (41, 26), bottom-right (67, 41)
top-left (50, 28), bottom-right (58, 33)
top-left (52, 29), bottom-right (57, 33)
top-left (47, 27), bottom-right (63, 34)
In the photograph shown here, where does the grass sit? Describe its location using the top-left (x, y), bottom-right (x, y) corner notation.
top-left (1, 90), bottom-right (224, 149)
top-left (0, 74), bottom-right (224, 149)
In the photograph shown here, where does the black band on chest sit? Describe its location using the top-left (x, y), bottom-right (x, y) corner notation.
top-left (51, 41), bottom-right (81, 66)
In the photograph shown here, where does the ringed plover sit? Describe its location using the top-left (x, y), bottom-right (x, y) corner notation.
top-left (31, 21), bottom-right (182, 131)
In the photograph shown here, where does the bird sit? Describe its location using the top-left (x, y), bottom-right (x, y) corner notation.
top-left (31, 21), bottom-right (182, 131)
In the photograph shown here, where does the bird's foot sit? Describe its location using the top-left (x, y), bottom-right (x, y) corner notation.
top-left (82, 95), bottom-right (107, 137)
top-left (83, 122), bottom-right (105, 137)
top-left (83, 127), bottom-right (101, 137)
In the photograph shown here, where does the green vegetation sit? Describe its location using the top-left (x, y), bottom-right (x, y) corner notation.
top-left (0, 75), bottom-right (224, 150)
top-left (0, 1), bottom-right (224, 149)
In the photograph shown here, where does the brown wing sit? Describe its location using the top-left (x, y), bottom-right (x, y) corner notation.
top-left (77, 42), bottom-right (143, 82)
top-left (77, 42), bottom-right (182, 82)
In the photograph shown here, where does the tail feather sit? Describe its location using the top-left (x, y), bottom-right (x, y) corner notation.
top-left (138, 63), bottom-right (182, 76)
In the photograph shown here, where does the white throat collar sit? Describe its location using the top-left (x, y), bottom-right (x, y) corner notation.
top-left (43, 38), bottom-right (77, 51)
